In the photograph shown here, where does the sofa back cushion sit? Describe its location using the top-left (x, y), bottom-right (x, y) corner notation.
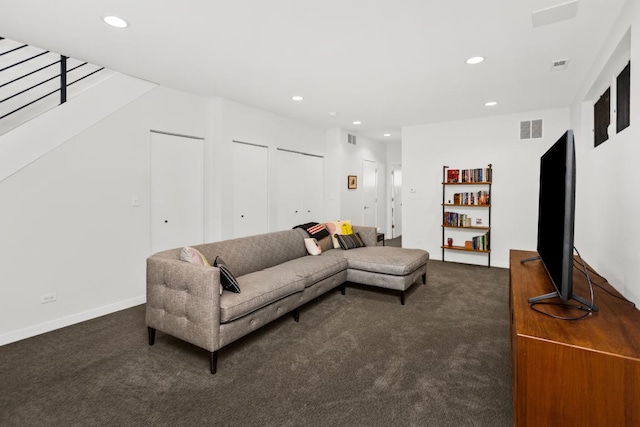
top-left (189, 229), bottom-right (308, 277)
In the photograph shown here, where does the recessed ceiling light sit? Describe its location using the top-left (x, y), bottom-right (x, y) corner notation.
top-left (485, 101), bottom-right (498, 107)
top-left (466, 56), bottom-right (485, 65)
top-left (291, 95), bottom-right (303, 101)
top-left (384, 133), bottom-right (391, 137)
top-left (103, 15), bottom-right (128, 28)
top-left (353, 121), bottom-right (362, 125)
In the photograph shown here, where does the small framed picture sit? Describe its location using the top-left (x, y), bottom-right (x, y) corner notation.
top-left (348, 175), bottom-right (357, 189)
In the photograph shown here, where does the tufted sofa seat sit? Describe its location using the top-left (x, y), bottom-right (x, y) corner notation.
top-left (146, 226), bottom-right (428, 374)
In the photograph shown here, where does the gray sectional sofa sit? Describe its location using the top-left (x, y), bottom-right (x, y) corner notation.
top-left (146, 225), bottom-right (429, 374)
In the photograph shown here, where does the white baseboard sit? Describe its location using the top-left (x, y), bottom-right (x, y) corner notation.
top-left (0, 295), bottom-right (146, 346)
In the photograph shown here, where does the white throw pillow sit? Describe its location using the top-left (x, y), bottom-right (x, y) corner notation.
top-left (304, 238), bottom-right (322, 256)
top-left (180, 247), bottom-right (210, 265)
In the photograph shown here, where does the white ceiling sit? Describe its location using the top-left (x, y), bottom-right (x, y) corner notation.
top-left (0, 0), bottom-right (627, 143)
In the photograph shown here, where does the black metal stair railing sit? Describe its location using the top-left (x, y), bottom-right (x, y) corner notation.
top-left (0, 37), bottom-right (105, 121)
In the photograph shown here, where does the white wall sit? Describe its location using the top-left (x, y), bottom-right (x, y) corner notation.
top-left (0, 74), bottom-right (155, 182)
top-left (402, 108), bottom-right (570, 268)
top-left (570, 0), bottom-right (640, 305)
top-left (0, 85), bottom-right (210, 345)
top-left (324, 128), bottom-right (342, 221)
top-left (326, 129), bottom-right (388, 233)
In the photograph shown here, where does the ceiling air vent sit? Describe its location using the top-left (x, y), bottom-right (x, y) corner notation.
top-left (551, 58), bottom-right (570, 71)
top-left (520, 119), bottom-right (543, 140)
top-left (347, 133), bottom-right (357, 145)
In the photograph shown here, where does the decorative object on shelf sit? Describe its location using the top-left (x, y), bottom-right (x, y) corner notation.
top-left (441, 164), bottom-right (492, 267)
top-left (348, 175), bottom-right (357, 189)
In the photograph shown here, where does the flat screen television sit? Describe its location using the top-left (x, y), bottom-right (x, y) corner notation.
top-left (526, 130), bottom-right (597, 311)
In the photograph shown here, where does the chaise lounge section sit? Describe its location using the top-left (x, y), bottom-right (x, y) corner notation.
top-left (146, 225), bottom-right (428, 373)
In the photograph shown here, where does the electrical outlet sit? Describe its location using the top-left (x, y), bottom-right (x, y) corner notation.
top-left (41, 293), bottom-right (57, 304)
top-left (131, 195), bottom-right (140, 207)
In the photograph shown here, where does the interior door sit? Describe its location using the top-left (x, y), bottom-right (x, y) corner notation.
top-left (232, 141), bottom-right (268, 238)
top-left (391, 166), bottom-right (402, 238)
top-left (150, 131), bottom-right (204, 254)
top-left (276, 150), bottom-right (303, 230)
top-left (302, 154), bottom-right (324, 222)
top-left (362, 159), bottom-right (377, 227)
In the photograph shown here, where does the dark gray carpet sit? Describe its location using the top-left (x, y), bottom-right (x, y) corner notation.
top-left (0, 260), bottom-right (512, 426)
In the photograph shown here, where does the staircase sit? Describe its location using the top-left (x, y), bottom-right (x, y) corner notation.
top-left (0, 37), bottom-right (116, 135)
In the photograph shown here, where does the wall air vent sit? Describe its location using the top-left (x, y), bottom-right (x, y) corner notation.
top-left (347, 133), bottom-right (357, 145)
top-left (520, 119), bottom-right (543, 140)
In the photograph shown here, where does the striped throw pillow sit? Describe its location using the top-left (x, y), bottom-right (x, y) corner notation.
top-left (335, 232), bottom-right (366, 250)
top-left (214, 256), bottom-right (241, 293)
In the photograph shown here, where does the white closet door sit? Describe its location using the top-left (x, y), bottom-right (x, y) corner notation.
top-left (150, 132), bottom-right (204, 254)
top-left (276, 150), bottom-right (303, 231)
top-left (232, 142), bottom-right (268, 238)
top-left (302, 154), bottom-right (324, 223)
top-left (362, 159), bottom-right (377, 227)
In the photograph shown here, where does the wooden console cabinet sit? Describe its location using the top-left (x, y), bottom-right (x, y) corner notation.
top-left (510, 250), bottom-right (640, 426)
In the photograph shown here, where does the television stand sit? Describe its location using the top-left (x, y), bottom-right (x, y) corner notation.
top-left (520, 255), bottom-right (598, 311)
top-left (510, 249), bottom-right (640, 426)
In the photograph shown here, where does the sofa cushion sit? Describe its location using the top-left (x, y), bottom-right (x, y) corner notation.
top-left (317, 235), bottom-right (334, 252)
top-left (180, 247), bottom-right (210, 266)
top-left (266, 255), bottom-right (348, 288)
top-left (304, 238), bottom-right (322, 256)
top-left (214, 256), bottom-right (241, 293)
top-left (335, 232), bottom-right (366, 250)
top-left (334, 247), bottom-right (428, 276)
top-left (325, 220), bottom-right (352, 248)
top-left (219, 270), bottom-right (306, 323)
top-left (294, 222), bottom-right (330, 240)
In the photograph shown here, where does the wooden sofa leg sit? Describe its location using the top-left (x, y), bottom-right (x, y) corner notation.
top-left (148, 327), bottom-right (156, 346)
top-left (210, 351), bottom-right (218, 374)
top-left (293, 308), bottom-right (300, 323)
top-left (422, 273), bottom-right (427, 285)
top-left (400, 291), bottom-right (406, 306)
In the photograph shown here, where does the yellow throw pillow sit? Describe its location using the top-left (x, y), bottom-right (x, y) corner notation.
top-left (341, 222), bottom-right (353, 234)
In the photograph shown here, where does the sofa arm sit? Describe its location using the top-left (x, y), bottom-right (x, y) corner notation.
top-left (146, 257), bottom-right (221, 352)
top-left (352, 225), bottom-right (378, 247)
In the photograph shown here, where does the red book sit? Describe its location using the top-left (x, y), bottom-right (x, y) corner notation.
top-left (447, 169), bottom-right (459, 183)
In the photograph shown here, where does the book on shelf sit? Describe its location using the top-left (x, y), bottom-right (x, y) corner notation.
top-left (451, 191), bottom-right (490, 205)
top-left (460, 167), bottom-right (492, 183)
top-left (471, 232), bottom-right (490, 251)
top-left (444, 211), bottom-right (473, 227)
top-left (447, 169), bottom-right (460, 183)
